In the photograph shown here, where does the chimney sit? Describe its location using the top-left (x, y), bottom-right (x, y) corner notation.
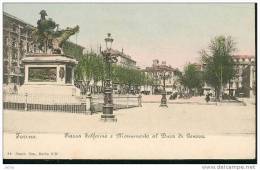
top-left (152, 59), bottom-right (159, 67)
top-left (162, 61), bottom-right (166, 66)
top-left (122, 48), bottom-right (124, 53)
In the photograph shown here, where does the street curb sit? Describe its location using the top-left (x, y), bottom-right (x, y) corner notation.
top-left (142, 101), bottom-right (246, 106)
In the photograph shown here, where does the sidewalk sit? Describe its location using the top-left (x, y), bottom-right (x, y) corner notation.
top-left (3, 102), bottom-right (255, 159)
top-left (142, 95), bottom-right (254, 106)
top-left (142, 95), bottom-right (216, 105)
top-left (239, 97), bottom-right (256, 105)
top-left (4, 103), bottom-right (255, 134)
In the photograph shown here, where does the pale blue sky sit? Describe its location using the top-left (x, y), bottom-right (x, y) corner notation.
top-left (3, 3), bottom-right (255, 69)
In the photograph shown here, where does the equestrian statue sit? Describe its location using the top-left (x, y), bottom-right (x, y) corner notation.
top-left (32, 10), bottom-right (79, 54)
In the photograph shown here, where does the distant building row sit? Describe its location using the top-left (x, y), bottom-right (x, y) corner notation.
top-left (140, 55), bottom-right (255, 98)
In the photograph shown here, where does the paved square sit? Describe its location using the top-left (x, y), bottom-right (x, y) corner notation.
top-left (3, 97), bottom-right (256, 159)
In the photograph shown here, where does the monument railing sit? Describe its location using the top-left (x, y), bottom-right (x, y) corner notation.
top-left (82, 94), bottom-right (142, 113)
top-left (3, 93), bottom-right (142, 114)
top-left (3, 92), bottom-right (91, 114)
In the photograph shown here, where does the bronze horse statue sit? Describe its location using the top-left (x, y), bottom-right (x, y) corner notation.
top-left (32, 10), bottom-right (79, 54)
top-left (51, 25), bottom-right (79, 54)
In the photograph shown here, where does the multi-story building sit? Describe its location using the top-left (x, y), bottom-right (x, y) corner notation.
top-left (3, 12), bottom-right (84, 86)
top-left (108, 48), bottom-right (138, 93)
top-left (142, 59), bottom-right (179, 94)
top-left (202, 55), bottom-right (255, 98)
top-left (3, 12), bottom-right (35, 85)
top-left (116, 48), bottom-right (137, 69)
top-left (230, 55), bottom-right (255, 97)
top-left (101, 48), bottom-right (137, 69)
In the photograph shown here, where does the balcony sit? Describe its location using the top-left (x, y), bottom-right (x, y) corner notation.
top-left (11, 59), bottom-right (18, 63)
top-left (3, 57), bottom-right (9, 62)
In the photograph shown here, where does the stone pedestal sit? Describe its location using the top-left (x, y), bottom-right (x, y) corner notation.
top-left (160, 91), bottom-right (168, 107)
top-left (101, 80), bottom-right (117, 122)
top-left (19, 53), bottom-right (80, 96)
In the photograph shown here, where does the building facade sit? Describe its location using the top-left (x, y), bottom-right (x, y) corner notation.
top-left (116, 48), bottom-right (137, 69)
top-left (230, 55), bottom-right (255, 97)
top-left (3, 12), bottom-right (35, 85)
top-left (108, 48), bottom-right (138, 93)
top-left (99, 48), bottom-right (137, 69)
top-left (142, 59), bottom-right (179, 94)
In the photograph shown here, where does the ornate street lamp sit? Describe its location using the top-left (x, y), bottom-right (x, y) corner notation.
top-left (104, 33), bottom-right (113, 50)
top-left (159, 70), bottom-right (170, 107)
top-left (101, 33), bottom-right (118, 121)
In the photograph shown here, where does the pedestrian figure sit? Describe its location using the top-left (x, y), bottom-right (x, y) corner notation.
top-left (205, 93), bottom-right (210, 103)
top-left (13, 84), bottom-right (18, 94)
top-left (138, 94), bottom-right (142, 107)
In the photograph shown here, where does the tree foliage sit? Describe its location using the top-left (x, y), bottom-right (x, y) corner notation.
top-left (62, 41), bottom-right (84, 59)
top-left (181, 64), bottom-right (203, 93)
top-left (74, 52), bottom-right (104, 85)
top-left (74, 52), bottom-right (153, 93)
top-left (200, 36), bottom-right (236, 99)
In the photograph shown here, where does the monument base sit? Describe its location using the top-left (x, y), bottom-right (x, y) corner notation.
top-left (21, 53), bottom-right (79, 96)
top-left (160, 92), bottom-right (168, 107)
top-left (160, 103), bottom-right (168, 107)
top-left (18, 84), bottom-right (81, 96)
top-left (101, 114), bottom-right (117, 122)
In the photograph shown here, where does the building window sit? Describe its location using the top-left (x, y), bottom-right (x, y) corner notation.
top-left (12, 52), bottom-right (17, 60)
top-left (4, 37), bottom-right (9, 45)
top-left (33, 44), bottom-right (37, 52)
top-left (12, 25), bottom-right (16, 32)
top-left (12, 38), bottom-right (17, 48)
top-left (3, 76), bottom-right (8, 84)
top-left (11, 77), bottom-right (17, 83)
top-left (3, 66), bottom-right (8, 73)
top-left (27, 42), bottom-right (30, 52)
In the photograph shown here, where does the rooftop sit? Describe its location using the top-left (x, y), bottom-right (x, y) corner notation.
top-left (232, 55), bottom-right (255, 59)
top-left (144, 65), bottom-right (176, 72)
top-left (103, 49), bottom-right (136, 63)
top-left (3, 11), bottom-right (34, 28)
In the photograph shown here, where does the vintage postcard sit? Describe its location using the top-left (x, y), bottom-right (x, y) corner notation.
top-left (2, 2), bottom-right (256, 163)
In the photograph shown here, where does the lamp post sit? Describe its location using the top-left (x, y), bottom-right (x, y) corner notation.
top-left (101, 33), bottom-right (118, 121)
top-left (159, 70), bottom-right (170, 107)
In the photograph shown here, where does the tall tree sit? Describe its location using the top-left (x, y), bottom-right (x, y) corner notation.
top-left (200, 36), bottom-right (236, 100)
top-left (181, 64), bottom-right (203, 95)
top-left (75, 53), bottom-right (148, 94)
top-left (173, 69), bottom-right (183, 91)
top-left (74, 52), bottom-right (104, 94)
top-left (112, 65), bottom-right (147, 93)
top-left (74, 54), bottom-right (92, 93)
